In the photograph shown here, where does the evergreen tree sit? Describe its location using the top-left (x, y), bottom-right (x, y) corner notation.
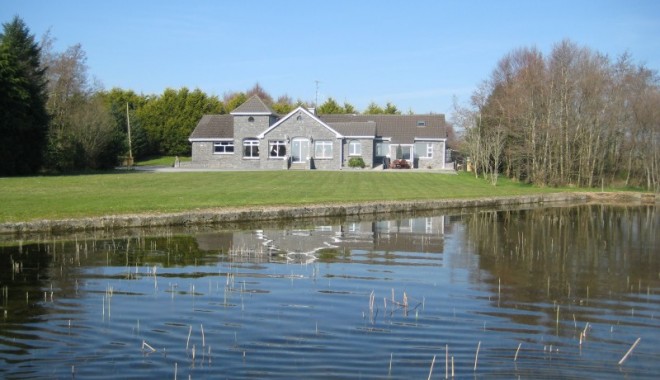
top-left (364, 102), bottom-right (384, 115)
top-left (317, 97), bottom-right (344, 114)
top-left (0, 16), bottom-right (49, 175)
top-left (384, 102), bottom-right (401, 114)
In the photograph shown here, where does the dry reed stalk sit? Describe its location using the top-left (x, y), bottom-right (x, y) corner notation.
top-left (445, 344), bottom-right (449, 379)
top-left (514, 343), bottom-right (522, 361)
top-left (451, 356), bottom-right (454, 378)
top-left (428, 355), bottom-right (436, 380)
top-left (573, 314), bottom-right (577, 329)
top-left (186, 325), bottom-right (192, 350)
top-left (201, 324), bottom-right (205, 347)
top-left (142, 340), bottom-right (156, 353)
top-left (582, 322), bottom-right (589, 338)
top-left (618, 338), bottom-right (641, 365)
top-left (474, 341), bottom-right (481, 371)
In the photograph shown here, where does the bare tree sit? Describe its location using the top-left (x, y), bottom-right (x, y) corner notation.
top-left (461, 39), bottom-right (659, 190)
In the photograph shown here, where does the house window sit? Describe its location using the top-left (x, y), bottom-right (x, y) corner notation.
top-left (213, 141), bottom-right (234, 154)
top-left (315, 140), bottom-right (333, 159)
top-left (415, 142), bottom-right (433, 158)
top-left (348, 140), bottom-right (361, 156)
top-left (417, 120), bottom-right (426, 127)
top-left (375, 141), bottom-right (389, 157)
top-left (243, 138), bottom-right (259, 158)
top-left (248, 116), bottom-right (255, 122)
top-left (269, 140), bottom-right (286, 158)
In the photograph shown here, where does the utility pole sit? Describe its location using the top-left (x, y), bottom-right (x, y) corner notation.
top-left (126, 102), bottom-right (133, 166)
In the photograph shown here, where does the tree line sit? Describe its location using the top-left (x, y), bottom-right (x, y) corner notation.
top-left (0, 17), bottom-right (411, 175)
top-left (454, 40), bottom-right (659, 190)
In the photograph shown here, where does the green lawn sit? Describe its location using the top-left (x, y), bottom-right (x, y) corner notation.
top-left (1, 170), bottom-right (572, 223)
top-left (133, 156), bottom-right (191, 166)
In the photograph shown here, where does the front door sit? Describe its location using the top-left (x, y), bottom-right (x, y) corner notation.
top-left (291, 138), bottom-right (310, 163)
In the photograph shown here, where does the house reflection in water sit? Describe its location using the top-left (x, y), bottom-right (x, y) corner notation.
top-left (194, 215), bottom-right (447, 263)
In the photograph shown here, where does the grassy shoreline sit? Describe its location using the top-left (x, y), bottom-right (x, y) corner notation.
top-left (0, 169), bottom-right (640, 225)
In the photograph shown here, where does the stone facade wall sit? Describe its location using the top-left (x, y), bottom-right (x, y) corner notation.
top-left (262, 110), bottom-right (342, 170)
top-left (343, 138), bottom-right (374, 168)
top-left (7, 192), bottom-right (641, 235)
top-left (417, 141), bottom-right (446, 169)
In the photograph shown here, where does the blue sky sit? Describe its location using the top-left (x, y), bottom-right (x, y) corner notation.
top-left (2, 0), bottom-right (659, 117)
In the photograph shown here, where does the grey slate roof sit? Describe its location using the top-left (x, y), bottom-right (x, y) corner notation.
top-left (190, 96), bottom-right (448, 143)
top-left (319, 114), bottom-right (447, 143)
top-left (230, 95), bottom-right (276, 114)
top-left (189, 114), bottom-right (233, 139)
top-left (328, 121), bottom-right (376, 137)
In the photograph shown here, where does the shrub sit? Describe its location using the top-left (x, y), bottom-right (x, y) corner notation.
top-left (348, 157), bottom-right (365, 168)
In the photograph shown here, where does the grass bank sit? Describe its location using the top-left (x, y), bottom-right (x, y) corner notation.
top-left (0, 170), bottom-right (575, 223)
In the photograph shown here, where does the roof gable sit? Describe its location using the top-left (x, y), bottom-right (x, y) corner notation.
top-left (257, 107), bottom-right (343, 139)
top-left (230, 95), bottom-right (275, 115)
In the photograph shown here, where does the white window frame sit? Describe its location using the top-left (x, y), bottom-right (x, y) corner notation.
top-left (243, 138), bottom-right (259, 159)
top-left (269, 140), bottom-right (286, 159)
top-left (315, 140), bottom-right (333, 159)
top-left (375, 141), bottom-right (390, 157)
top-left (348, 140), bottom-right (361, 156)
top-left (213, 141), bottom-right (234, 154)
top-left (415, 142), bottom-right (433, 159)
top-left (425, 143), bottom-right (433, 158)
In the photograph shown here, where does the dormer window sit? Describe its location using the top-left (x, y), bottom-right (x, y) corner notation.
top-left (417, 120), bottom-right (426, 127)
top-left (248, 116), bottom-right (255, 122)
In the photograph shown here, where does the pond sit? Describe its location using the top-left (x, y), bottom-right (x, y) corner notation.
top-left (0, 204), bottom-right (658, 379)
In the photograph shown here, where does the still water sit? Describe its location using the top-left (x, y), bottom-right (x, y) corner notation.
top-left (0, 204), bottom-right (658, 379)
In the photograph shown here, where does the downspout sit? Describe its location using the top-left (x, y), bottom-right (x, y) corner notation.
top-left (339, 138), bottom-right (344, 169)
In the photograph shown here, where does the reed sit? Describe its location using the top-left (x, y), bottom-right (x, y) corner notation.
top-left (186, 325), bottom-right (192, 350)
top-left (201, 324), bottom-right (205, 347)
top-left (428, 355), bottom-right (436, 380)
top-left (474, 341), bottom-right (481, 372)
top-left (514, 343), bottom-right (522, 361)
top-left (445, 344), bottom-right (449, 379)
top-left (142, 340), bottom-right (156, 353)
top-left (618, 338), bottom-right (641, 365)
top-left (582, 322), bottom-right (589, 338)
top-left (573, 314), bottom-right (577, 329)
top-left (369, 290), bottom-right (375, 322)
